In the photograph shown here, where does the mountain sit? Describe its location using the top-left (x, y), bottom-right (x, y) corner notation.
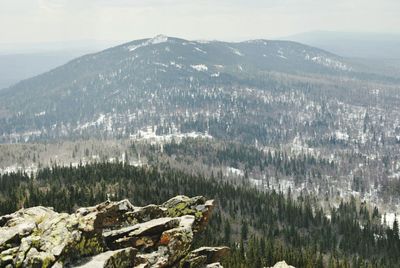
top-left (1, 34), bottom-right (400, 268)
top-left (2, 162), bottom-right (400, 267)
top-left (0, 34), bottom-right (363, 141)
top-left (1, 35), bottom-right (399, 225)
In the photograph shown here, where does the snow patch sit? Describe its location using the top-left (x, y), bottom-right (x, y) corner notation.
top-left (130, 126), bottom-right (212, 145)
top-left (170, 61), bottom-right (183, 69)
top-left (225, 167), bottom-right (244, 177)
top-left (149, 34), bottom-right (168, 44)
top-left (249, 178), bottom-right (263, 187)
top-left (382, 213), bottom-right (400, 228)
top-left (128, 34), bottom-right (169, 52)
top-left (304, 53), bottom-right (351, 71)
top-left (229, 47), bottom-right (244, 56)
top-left (194, 47), bottom-right (207, 54)
top-left (35, 111), bottom-right (46, 117)
top-left (277, 49), bottom-right (287, 59)
top-left (191, 64), bottom-right (208, 72)
top-left (334, 131), bottom-right (349, 141)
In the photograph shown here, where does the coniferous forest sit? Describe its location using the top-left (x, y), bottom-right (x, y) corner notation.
top-left (2, 2), bottom-right (400, 267)
top-left (1, 162), bottom-right (399, 267)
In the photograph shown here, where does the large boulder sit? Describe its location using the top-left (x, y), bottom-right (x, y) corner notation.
top-left (0, 196), bottom-right (228, 268)
top-left (162, 196), bottom-right (215, 232)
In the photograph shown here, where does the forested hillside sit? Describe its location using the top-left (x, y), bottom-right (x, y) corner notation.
top-left (1, 162), bottom-right (399, 267)
top-left (1, 35), bottom-right (399, 229)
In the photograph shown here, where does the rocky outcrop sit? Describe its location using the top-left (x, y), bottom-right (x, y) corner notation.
top-left (179, 247), bottom-right (230, 268)
top-left (0, 196), bottom-right (229, 268)
top-left (268, 261), bottom-right (296, 268)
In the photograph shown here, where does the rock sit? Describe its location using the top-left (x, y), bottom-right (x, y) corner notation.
top-left (0, 206), bottom-right (55, 247)
top-left (77, 199), bottom-right (136, 232)
top-left (179, 247), bottom-right (230, 268)
top-left (73, 247), bottom-right (137, 268)
top-left (206, 263), bottom-right (224, 268)
top-left (132, 216), bottom-right (196, 267)
top-left (0, 195), bottom-right (228, 267)
top-left (162, 196), bottom-right (215, 232)
top-left (22, 247), bottom-right (55, 268)
top-left (103, 217), bottom-right (180, 250)
top-left (158, 222), bottom-right (193, 265)
top-left (128, 218), bottom-right (180, 237)
top-left (125, 205), bottom-right (167, 224)
top-left (268, 261), bottom-right (296, 268)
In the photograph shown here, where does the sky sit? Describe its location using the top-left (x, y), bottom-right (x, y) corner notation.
top-left (1, 0), bottom-right (400, 46)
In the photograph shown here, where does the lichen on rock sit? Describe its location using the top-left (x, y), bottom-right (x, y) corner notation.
top-left (0, 195), bottom-right (229, 268)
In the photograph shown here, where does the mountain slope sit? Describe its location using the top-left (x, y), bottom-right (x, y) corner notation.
top-left (0, 50), bottom-right (95, 90)
top-left (1, 162), bottom-right (400, 267)
top-left (0, 35), bottom-right (355, 141)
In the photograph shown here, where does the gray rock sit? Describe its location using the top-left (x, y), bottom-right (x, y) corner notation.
top-left (180, 246), bottom-right (230, 268)
top-left (125, 205), bottom-right (167, 224)
top-left (73, 247), bottom-right (137, 268)
top-left (206, 263), bottom-right (224, 268)
top-left (0, 195), bottom-right (227, 268)
top-left (268, 261), bottom-right (296, 268)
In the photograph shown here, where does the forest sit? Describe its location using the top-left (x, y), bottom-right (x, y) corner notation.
top-left (0, 162), bottom-right (399, 267)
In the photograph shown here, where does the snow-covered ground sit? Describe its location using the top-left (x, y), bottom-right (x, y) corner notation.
top-left (225, 167), bottom-right (244, 177)
top-left (382, 213), bottom-right (400, 228)
top-left (191, 64), bottom-right (208, 72)
top-left (130, 126), bottom-right (212, 145)
top-left (128, 34), bottom-right (169, 52)
top-left (304, 53), bottom-right (351, 71)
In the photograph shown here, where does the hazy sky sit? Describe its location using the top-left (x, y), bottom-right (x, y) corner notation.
top-left (1, 0), bottom-right (400, 45)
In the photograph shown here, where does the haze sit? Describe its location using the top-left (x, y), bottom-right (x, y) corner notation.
top-left (1, 0), bottom-right (400, 46)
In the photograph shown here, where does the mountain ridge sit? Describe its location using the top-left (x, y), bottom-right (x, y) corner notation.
top-left (0, 34), bottom-right (359, 142)
top-left (1, 34), bottom-right (353, 93)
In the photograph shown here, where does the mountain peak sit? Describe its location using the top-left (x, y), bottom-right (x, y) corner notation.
top-left (149, 34), bottom-right (169, 44)
top-left (127, 34), bottom-right (170, 52)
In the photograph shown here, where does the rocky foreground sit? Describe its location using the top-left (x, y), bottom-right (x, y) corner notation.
top-left (0, 195), bottom-right (229, 268)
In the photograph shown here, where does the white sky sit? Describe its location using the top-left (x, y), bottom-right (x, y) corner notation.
top-left (1, 0), bottom-right (400, 45)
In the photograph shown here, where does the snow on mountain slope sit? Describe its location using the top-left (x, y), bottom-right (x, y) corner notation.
top-left (0, 35), bottom-right (363, 142)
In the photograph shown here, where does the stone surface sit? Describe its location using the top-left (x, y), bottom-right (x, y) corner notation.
top-left (179, 247), bottom-right (230, 268)
top-left (206, 263), bottom-right (224, 268)
top-left (268, 261), bottom-right (296, 268)
top-left (73, 247), bottom-right (137, 268)
top-left (0, 195), bottom-right (228, 268)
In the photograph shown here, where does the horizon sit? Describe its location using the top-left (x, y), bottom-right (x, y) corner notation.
top-left (2, 0), bottom-right (400, 47)
top-left (2, 31), bottom-right (400, 54)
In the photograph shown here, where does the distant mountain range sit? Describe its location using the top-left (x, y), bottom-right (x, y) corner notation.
top-left (0, 40), bottom-right (123, 90)
top-left (3, 32), bottom-right (400, 90)
top-left (0, 34), bottom-right (354, 92)
top-left (285, 31), bottom-right (400, 59)
top-left (0, 51), bottom-right (93, 90)
top-left (0, 35), bottom-right (397, 143)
